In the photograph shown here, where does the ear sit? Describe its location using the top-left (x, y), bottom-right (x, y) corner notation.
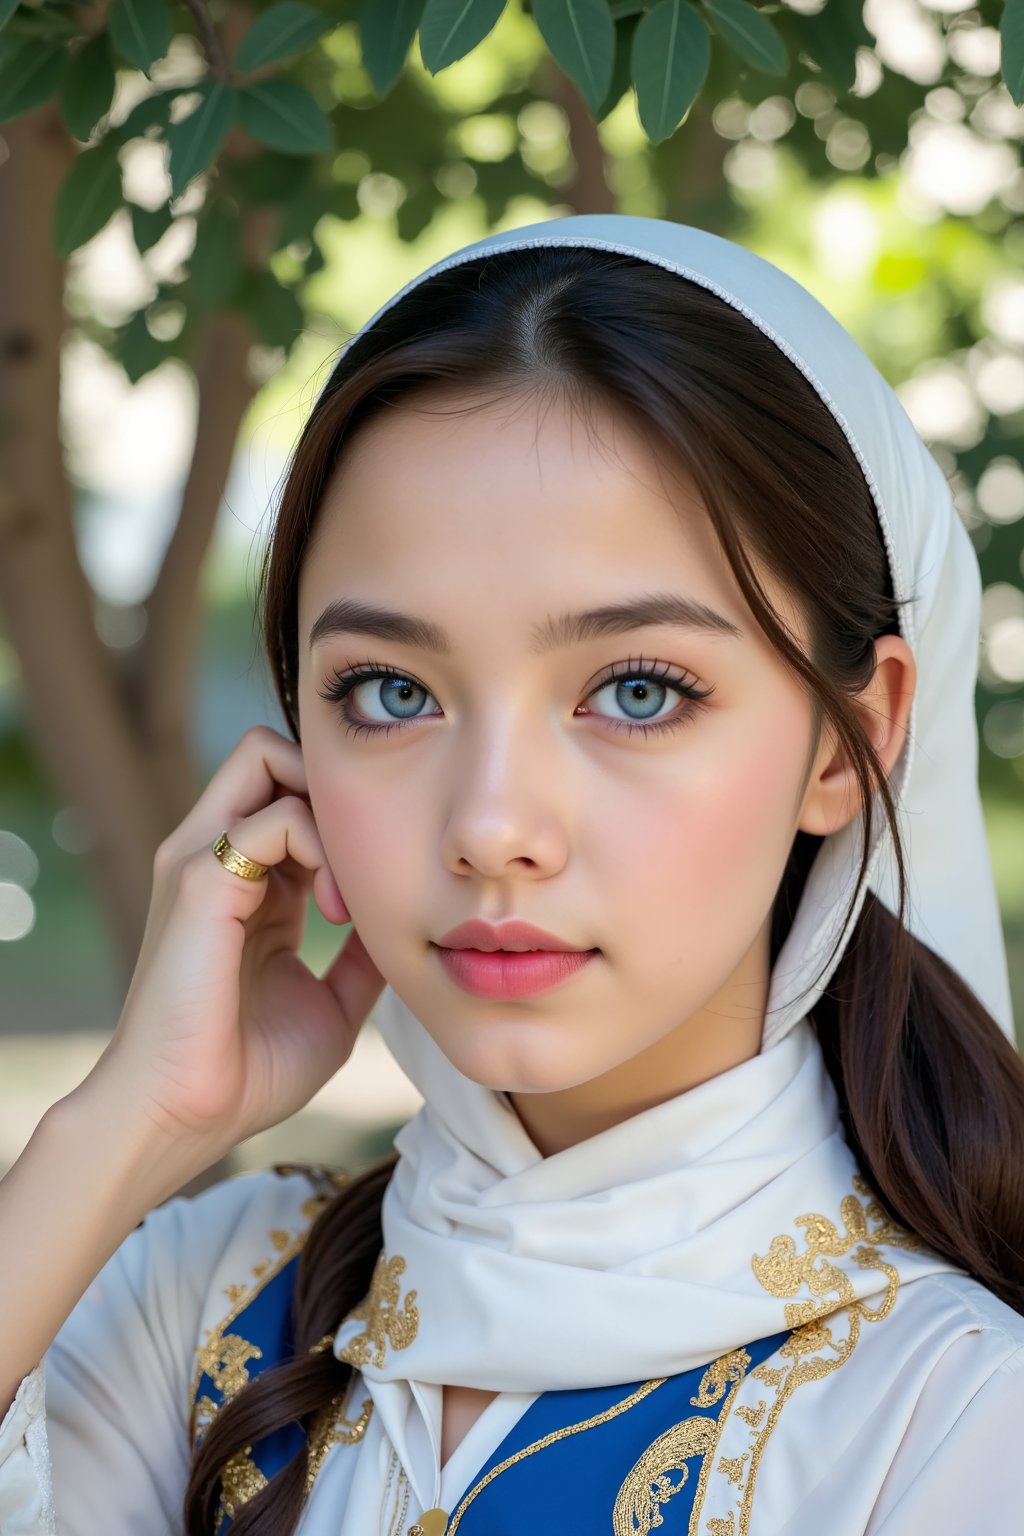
top-left (798, 634), bottom-right (917, 838)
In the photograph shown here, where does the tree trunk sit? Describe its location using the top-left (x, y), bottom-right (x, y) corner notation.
top-left (0, 97), bottom-right (272, 982)
top-left (0, 104), bottom-right (164, 976)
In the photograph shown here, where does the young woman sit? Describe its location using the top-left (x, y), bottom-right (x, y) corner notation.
top-left (2, 214), bottom-right (1023, 1536)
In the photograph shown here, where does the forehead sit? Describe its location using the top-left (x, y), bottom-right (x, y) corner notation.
top-left (306, 390), bottom-right (722, 572)
top-left (297, 387), bottom-right (804, 653)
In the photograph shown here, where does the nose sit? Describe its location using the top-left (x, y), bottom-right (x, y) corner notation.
top-left (438, 716), bottom-right (570, 882)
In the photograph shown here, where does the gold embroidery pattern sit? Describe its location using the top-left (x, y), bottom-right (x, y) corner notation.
top-left (188, 1166), bottom-right (349, 1448)
top-left (691, 1351), bottom-right (751, 1409)
top-left (613, 1415), bottom-right (719, 1535)
top-left (305, 1373), bottom-right (375, 1492)
top-left (693, 1175), bottom-right (922, 1535)
top-left (189, 1230), bottom-right (306, 1449)
top-left (446, 1379), bottom-right (667, 1535)
top-left (336, 1250), bottom-right (420, 1370)
top-left (189, 1164), bottom-right (359, 1531)
top-left (216, 1447), bottom-right (269, 1535)
top-left (196, 1333), bottom-right (264, 1399)
top-left (718, 1455), bottom-right (749, 1487)
top-left (750, 1175), bottom-right (916, 1330)
top-left (683, 1351), bottom-right (755, 1535)
top-left (193, 1393), bottom-right (220, 1449)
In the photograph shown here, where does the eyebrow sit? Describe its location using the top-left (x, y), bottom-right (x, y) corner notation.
top-left (308, 592), bottom-right (742, 653)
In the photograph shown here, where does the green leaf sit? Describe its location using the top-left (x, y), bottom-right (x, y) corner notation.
top-left (190, 199), bottom-right (242, 309)
top-left (788, 6), bottom-right (860, 93)
top-left (129, 199), bottom-right (173, 253)
top-left (7, 6), bottom-right (80, 42)
top-left (225, 147), bottom-right (302, 203)
top-left (114, 86), bottom-right (178, 141)
top-left (302, 239), bottom-right (326, 278)
top-left (233, 1), bottom-right (331, 73)
top-left (1002, 0), bottom-right (1024, 107)
top-left (418, 0), bottom-right (507, 73)
top-left (360, 0), bottom-right (425, 95)
top-left (59, 31), bottom-right (116, 141)
top-left (166, 82), bottom-right (237, 199)
top-left (237, 77), bottom-right (332, 154)
top-left (0, 0), bottom-right (19, 35)
top-left (532, 0), bottom-right (615, 114)
top-left (274, 177), bottom-right (332, 247)
top-left (107, 0), bottom-right (173, 72)
top-left (394, 178), bottom-right (435, 241)
top-left (0, 38), bottom-right (65, 123)
top-left (232, 264), bottom-right (305, 349)
top-left (631, 0), bottom-right (708, 144)
top-left (119, 307), bottom-right (170, 383)
top-left (834, 0), bottom-right (872, 50)
top-left (595, 10), bottom-right (638, 120)
top-left (703, 0), bottom-right (785, 75)
top-left (53, 139), bottom-right (123, 257)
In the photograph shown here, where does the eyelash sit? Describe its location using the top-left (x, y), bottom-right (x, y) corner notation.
top-left (316, 657), bottom-right (715, 741)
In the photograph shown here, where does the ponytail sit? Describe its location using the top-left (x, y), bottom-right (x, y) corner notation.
top-left (815, 888), bottom-right (1024, 1314)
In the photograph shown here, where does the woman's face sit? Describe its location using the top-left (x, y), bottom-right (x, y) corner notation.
top-left (296, 387), bottom-right (893, 1148)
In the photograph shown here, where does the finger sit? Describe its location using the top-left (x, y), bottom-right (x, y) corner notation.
top-left (167, 727), bottom-right (311, 857)
top-left (192, 795), bottom-right (350, 925)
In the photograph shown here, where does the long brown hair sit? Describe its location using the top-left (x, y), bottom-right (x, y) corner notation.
top-left (183, 245), bottom-right (1024, 1534)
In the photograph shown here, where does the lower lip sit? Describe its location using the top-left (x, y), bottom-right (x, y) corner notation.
top-left (433, 946), bottom-right (598, 999)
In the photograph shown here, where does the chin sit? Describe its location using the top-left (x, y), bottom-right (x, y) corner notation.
top-left (437, 1031), bottom-right (603, 1096)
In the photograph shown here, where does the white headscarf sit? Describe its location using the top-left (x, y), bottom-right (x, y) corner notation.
top-left (328, 215), bottom-right (1016, 1398)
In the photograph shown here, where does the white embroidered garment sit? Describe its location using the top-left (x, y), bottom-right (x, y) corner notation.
top-left (2, 214), bottom-right (1022, 1535)
top-left (3, 1163), bottom-right (1024, 1534)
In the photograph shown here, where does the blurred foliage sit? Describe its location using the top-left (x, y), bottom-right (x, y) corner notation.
top-left (0, 0), bottom-right (1015, 376)
top-left (0, 0), bottom-right (1022, 798)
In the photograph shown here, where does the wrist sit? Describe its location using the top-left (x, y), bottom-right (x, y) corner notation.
top-left (45, 1076), bottom-right (228, 1217)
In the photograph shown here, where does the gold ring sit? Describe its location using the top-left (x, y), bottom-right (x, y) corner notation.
top-left (211, 831), bottom-right (270, 881)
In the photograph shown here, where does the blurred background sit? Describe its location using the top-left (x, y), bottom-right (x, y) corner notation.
top-left (1, 0), bottom-right (1023, 1188)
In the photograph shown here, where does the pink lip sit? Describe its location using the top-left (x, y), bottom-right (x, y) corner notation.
top-left (435, 918), bottom-right (590, 953)
top-left (433, 946), bottom-right (598, 1000)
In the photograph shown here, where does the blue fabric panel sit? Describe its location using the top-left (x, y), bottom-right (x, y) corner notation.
top-left (448, 1328), bottom-right (790, 1535)
top-left (193, 1253), bottom-right (306, 1523)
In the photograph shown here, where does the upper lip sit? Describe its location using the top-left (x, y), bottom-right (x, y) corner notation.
top-left (435, 919), bottom-right (592, 953)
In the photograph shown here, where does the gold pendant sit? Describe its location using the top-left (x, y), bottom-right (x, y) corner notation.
top-left (409, 1508), bottom-right (449, 1536)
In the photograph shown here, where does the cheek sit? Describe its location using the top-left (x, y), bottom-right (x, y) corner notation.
top-left (600, 705), bottom-right (808, 949)
top-left (305, 765), bottom-right (422, 919)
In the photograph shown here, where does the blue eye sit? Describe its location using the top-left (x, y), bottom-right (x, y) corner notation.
top-left (317, 665), bottom-right (439, 738)
top-left (316, 658), bottom-right (714, 740)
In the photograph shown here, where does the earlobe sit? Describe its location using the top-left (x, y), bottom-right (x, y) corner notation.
top-left (797, 635), bottom-right (916, 839)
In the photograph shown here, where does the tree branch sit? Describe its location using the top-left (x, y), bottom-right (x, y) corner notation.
top-left (179, 0), bottom-right (232, 81)
top-left (543, 57), bottom-right (616, 215)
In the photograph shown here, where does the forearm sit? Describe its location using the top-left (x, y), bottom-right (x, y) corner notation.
top-left (0, 1085), bottom-right (215, 1421)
